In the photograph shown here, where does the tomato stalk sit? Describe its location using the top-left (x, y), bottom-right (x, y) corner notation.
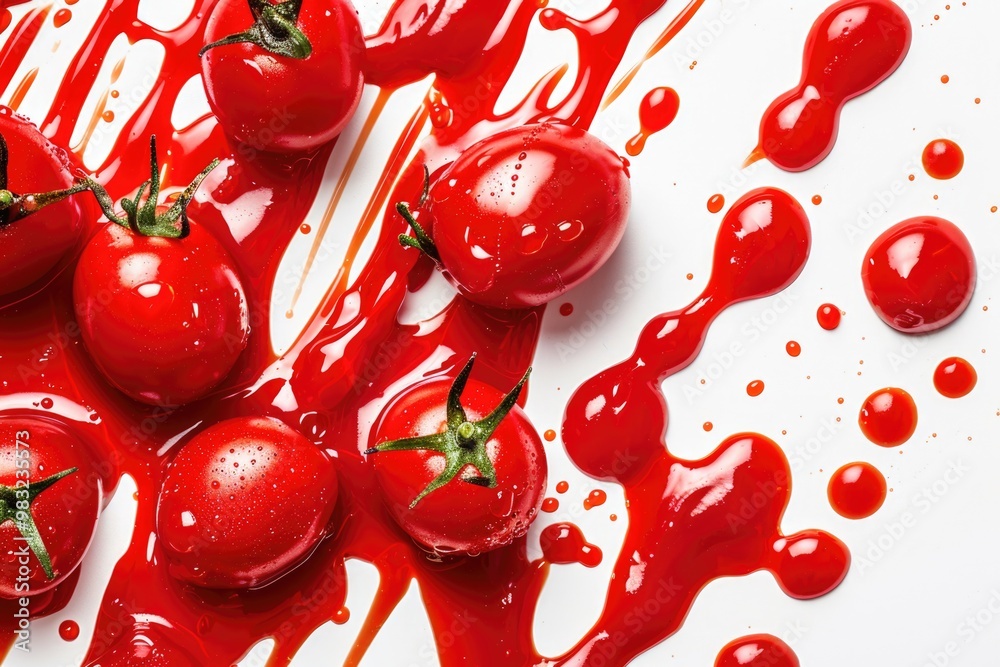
top-left (0, 132), bottom-right (92, 228)
top-left (86, 136), bottom-right (220, 240)
top-left (397, 165), bottom-right (441, 260)
top-left (366, 354), bottom-right (531, 508)
top-left (200, 0), bottom-right (313, 59)
top-left (0, 467), bottom-right (79, 580)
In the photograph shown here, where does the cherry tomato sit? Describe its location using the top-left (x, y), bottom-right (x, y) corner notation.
top-left (201, 0), bottom-right (365, 154)
top-left (0, 107), bottom-right (90, 297)
top-left (73, 139), bottom-right (248, 407)
top-left (367, 356), bottom-right (546, 556)
top-left (0, 417), bottom-right (102, 599)
top-left (398, 123), bottom-right (631, 309)
top-left (156, 417), bottom-right (339, 589)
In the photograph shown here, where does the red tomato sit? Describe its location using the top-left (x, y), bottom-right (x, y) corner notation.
top-left (0, 107), bottom-right (89, 297)
top-left (398, 123), bottom-right (631, 309)
top-left (201, 0), bottom-right (365, 154)
top-left (0, 417), bottom-right (102, 599)
top-left (156, 417), bottom-right (339, 589)
top-left (73, 220), bottom-right (249, 407)
top-left (367, 356), bottom-right (546, 556)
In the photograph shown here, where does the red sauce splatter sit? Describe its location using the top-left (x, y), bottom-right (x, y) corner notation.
top-left (862, 217), bottom-right (976, 333)
top-left (811, 194), bottom-right (822, 205)
top-left (626, 86), bottom-right (680, 156)
top-left (922, 139), bottom-right (964, 180)
top-left (542, 498), bottom-right (560, 513)
top-left (559, 302), bottom-right (574, 316)
top-left (333, 608), bottom-right (351, 625)
top-left (703, 421), bottom-right (714, 432)
top-left (749, 0), bottom-right (911, 171)
top-left (817, 304), bottom-right (842, 330)
top-left (0, 10), bottom-right (12, 34)
top-left (544, 429), bottom-right (557, 442)
top-left (59, 619), bottom-right (80, 642)
top-left (53, 8), bottom-right (72, 28)
top-left (715, 634), bottom-right (799, 667)
top-left (859, 388), bottom-right (918, 447)
top-left (785, 341), bottom-right (801, 357)
top-left (555, 481), bottom-right (569, 494)
top-left (540, 523), bottom-right (602, 568)
top-left (941, 74), bottom-right (950, 84)
top-left (583, 489), bottom-right (607, 510)
top-left (707, 193), bottom-right (725, 214)
top-left (746, 380), bottom-right (765, 397)
top-left (828, 462), bottom-right (886, 519)
top-left (300, 223), bottom-right (311, 234)
top-left (934, 357), bottom-right (978, 398)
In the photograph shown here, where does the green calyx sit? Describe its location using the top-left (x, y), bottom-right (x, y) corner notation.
top-left (200, 0), bottom-right (313, 59)
top-left (0, 468), bottom-right (79, 581)
top-left (366, 354), bottom-right (531, 508)
top-left (0, 132), bottom-right (92, 228)
top-left (88, 136), bottom-right (220, 240)
top-left (397, 165), bottom-right (440, 261)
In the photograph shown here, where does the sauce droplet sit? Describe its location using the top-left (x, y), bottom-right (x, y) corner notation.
top-left (540, 522), bottom-right (603, 568)
top-left (59, 620), bottom-right (80, 642)
top-left (559, 303), bottom-right (574, 317)
top-left (53, 9), bottom-right (72, 28)
top-left (828, 462), bottom-right (886, 519)
top-left (542, 497), bottom-right (559, 513)
top-left (862, 217), bottom-right (976, 334)
top-left (786, 341), bottom-right (801, 357)
top-left (715, 634), bottom-right (799, 667)
top-left (811, 194), bottom-right (822, 205)
top-left (859, 387), bottom-right (918, 447)
top-left (922, 139), bottom-right (964, 180)
top-left (555, 481), bottom-right (569, 494)
top-left (583, 489), bottom-right (607, 510)
top-left (747, 380), bottom-right (765, 397)
top-left (817, 304), bottom-right (842, 330)
top-left (544, 429), bottom-right (557, 442)
top-left (703, 421), bottom-right (713, 432)
top-left (626, 87), bottom-right (680, 156)
top-left (934, 357), bottom-right (977, 398)
top-left (707, 193), bottom-right (725, 214)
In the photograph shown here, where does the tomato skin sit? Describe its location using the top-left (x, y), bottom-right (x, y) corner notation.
top-left (201, 0), bottom-right (365, 154)
top-left (73, 221), bottom-right (249, 407)
top-left (424, 123), bottom-right (631, 309)
top-left (156, 417), bottom-right (339, 589)
top-left (0, 107), bottom-right (86, 297)
top-left (0, 417), bottom-right (101, 599)
top-left (370, 377), bottom-right (546, 556)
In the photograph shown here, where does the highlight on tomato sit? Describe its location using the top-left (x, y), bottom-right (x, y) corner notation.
top-left (396, 122), bottom-right (632, 310)
top-left (0, 417), bottom-right (102, 599)
top-left (366, 354), bottom-right (546, 557)
top-left (73, 137), bottom-right (250, 407)
top-left (156, 417), bottom-right (339, 589)
top-left (0, 107), bottom-right (93, 298)
top-left (200, 0), bottom-right (366, 155)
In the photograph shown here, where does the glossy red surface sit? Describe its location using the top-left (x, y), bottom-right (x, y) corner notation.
top-left (934, 357), bottom-right (977, 398)
top-left (715, 634), bottom-right (799, 667)
top-left (817, 303), bottom-right (842, 330)
top-left (626, 86), bottom-right (679, 156)
top-left (828, 462), bottom-right (886, 519)
top-left (752, 0), bottom-right (911, 171)
top-left (859, 388), bottom-right (918, 447)
top-left (540, 522), bottom-right (602, 568)
top-left (201, 0), bottom-right (365, 153)
top-left (862, 217), bottom-right (976, 334)
top-left (0, 0), bottom-right (855, 664)
top-left (922, 139), bottom-right (965, 180)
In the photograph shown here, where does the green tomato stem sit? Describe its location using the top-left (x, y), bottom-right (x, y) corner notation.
top-left (200, 0), bottom-right (313, 59)
top-left (0, 467), bottom-right (79, 581)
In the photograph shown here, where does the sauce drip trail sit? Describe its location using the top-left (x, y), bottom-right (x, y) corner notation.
top-left (559, 188), bottom-right (850, 665)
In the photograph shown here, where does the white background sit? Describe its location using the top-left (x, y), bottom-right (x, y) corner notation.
top-left (3, 0), bottom-right (1000, 665)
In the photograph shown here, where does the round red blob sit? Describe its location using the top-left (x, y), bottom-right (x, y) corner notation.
top-left (859, 387), bottom-right (918, 447)
top-left (934, 357), bottom-right (977, 398)
top-left (59, 619), bottom-right (80, 642)
top-left (922, 139), bottom-right (964, 180)
top-left (638, 86), bottom-right (680, 133)
top-left (817, 304), bottom-right (842, 330)
top-left (747, 380), bottom-right (765, 397)
top-left (862, 217), bottom-right (976, 334)
top-left (828, 462), bottom-right (886, 519)
top-left (715, 634), bottom-right (799, 667)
